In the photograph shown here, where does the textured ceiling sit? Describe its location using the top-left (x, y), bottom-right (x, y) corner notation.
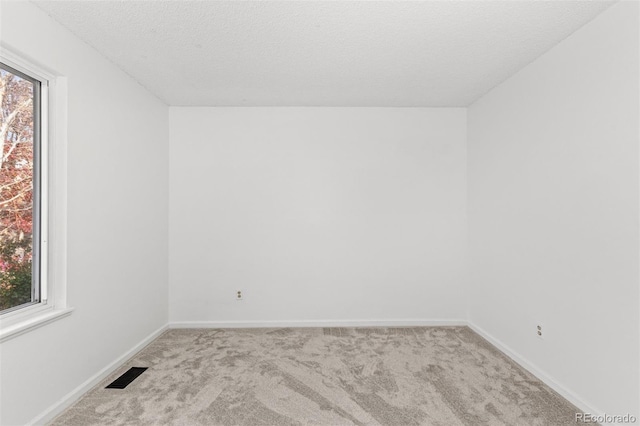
top-left (32, 0), bottom-right (614, 106)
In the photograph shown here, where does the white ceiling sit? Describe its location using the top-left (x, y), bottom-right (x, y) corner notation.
top-left (33, 0), bottom-right (614, 107)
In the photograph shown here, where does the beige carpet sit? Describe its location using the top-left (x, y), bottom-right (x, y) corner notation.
top-left (51, 327), bottom-right (582, 425)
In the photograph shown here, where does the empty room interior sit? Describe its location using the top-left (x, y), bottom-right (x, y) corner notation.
top-left (0, 0), bottom-right (638, 425)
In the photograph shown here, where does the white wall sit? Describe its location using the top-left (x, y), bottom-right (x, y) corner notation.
top-left (169, 108), bottom-right (466, 325)
top-left (0, 2), bottom-right (169, 425)
top-left (468, 0), bottom-right (639, 418)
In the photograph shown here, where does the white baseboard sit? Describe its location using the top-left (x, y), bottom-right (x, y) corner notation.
top-left (169, 319), bottom-right (468, 329)
top-left (466, 322), bottom-right (602, 418)
top-left (27, 324), bottom-right (169, 426)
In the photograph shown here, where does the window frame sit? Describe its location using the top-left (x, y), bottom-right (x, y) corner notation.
top-left (0, 47), bottom-right (71, 341)
top-left (0, 60), bottom-right (45, 315)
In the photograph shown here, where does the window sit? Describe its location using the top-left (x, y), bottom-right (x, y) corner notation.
top-left (0, 49), bottom-right (70, 341)
top-left (0, 61), bottom-right (44, 314)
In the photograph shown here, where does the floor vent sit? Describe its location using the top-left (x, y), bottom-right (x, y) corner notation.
top-left (105, 367), bottom-right (148, 389)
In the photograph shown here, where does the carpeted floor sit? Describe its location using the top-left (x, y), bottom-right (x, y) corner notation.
top-left (51, 327), bottom-right (582, 425)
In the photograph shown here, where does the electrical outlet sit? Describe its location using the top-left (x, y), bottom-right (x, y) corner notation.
top-left (536, 324), bottom-right (543, 338)
top-left (236, 290), bottom-right (243, 301)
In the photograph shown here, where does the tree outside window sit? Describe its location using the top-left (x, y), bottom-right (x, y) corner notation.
top-left (0, 64), bottom-right (38, 312)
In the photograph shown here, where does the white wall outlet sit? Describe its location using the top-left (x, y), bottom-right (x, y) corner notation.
top-left (536, 324), bottom-right (543, 338)
top-left (236, 290), bottom-right (243, 301)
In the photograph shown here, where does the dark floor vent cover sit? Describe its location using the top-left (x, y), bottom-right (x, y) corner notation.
top-left (105, 367), bottom-right (148, 389)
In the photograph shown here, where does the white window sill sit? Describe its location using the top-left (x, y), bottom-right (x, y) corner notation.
top-left (0, 307), bottom-right (74, 343)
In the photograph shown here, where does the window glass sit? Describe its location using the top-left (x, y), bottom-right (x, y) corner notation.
top-left (0, 62), bottom-right (41, 314)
